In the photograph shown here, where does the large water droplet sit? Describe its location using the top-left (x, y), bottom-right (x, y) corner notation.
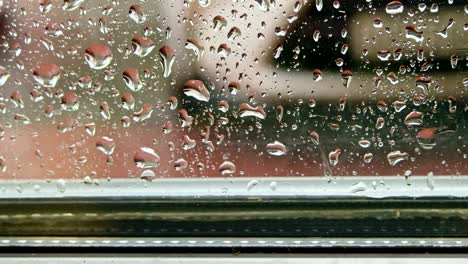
top-left (219, 161), bottom-right (236, 175)
top-left (129, 4), bottom-right (146, 24)
top-left (385, 1), bottom-right (404, 15)
top-left (123, 68), bottom-right (143, 92)
top-left (404, 111), bottom-right (423, 126)
top-left (134, 147), bottom-right (160, 168)
top-left (33, 63), bottom-right (61, 87)
top-left (387, 151), bottom-right (409, 166)
top-left (159, 46), bottom-right (175, 78)
top-left (63, 0), bottom-right (84, 11)
top-left (238, 103), bottom-right (267, 119)
top-left (183, 80), bottom-right (210, 102)
top-left (132, 35), bottom-right (155, 57)
top-left (85, 43), bottom-right (113, 70)
top-left (96, 137), bottom-right (115, 155)
top-left (266, 141), bottom-right (287, 156)
top-left (61, 92), bottom-right (80, 111)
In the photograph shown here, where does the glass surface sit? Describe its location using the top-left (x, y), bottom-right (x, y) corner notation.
top-left (0, 0), bottom-right (466, 180)
top-left (0, 0), bottom-right (466, 247)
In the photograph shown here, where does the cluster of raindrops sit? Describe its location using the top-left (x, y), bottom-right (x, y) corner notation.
top-left (0, 0), bottom-right (465, 182)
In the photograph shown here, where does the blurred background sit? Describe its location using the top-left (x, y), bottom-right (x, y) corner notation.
top-left (0, 0), bottom-right (466, 180)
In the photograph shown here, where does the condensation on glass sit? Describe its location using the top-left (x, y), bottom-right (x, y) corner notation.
top-left (0, 0), bottom-right (466, 184)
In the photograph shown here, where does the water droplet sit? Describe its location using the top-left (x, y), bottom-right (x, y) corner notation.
top-left (56, 179), bottom-right (66, 193)
top-left (312, 69), bottom-right (322, 82)
top-left (218, 100), bottom-right (229, 113)
top-left (10, 90), bottom-right (24, 108)
top-left (132, 35), bottom-right (155, 57)
top-left (140, 170), bottom-right (156, 182)
top-left (385, 1), bottom-right (404, 15)
top-left (100, 102), bottom-right (111, 120)
top-left (217, 43), bottom-right (231, 57)
top-left (373, 18), bottom-right (383, 28)
top-left (313, 29), bottom-right (320, 42)
top-left (182, 135), bottom-right (197, 150)
top-left (14, 113), bottom-right (31, 125)
top-left (159, 46), bottom-right (175, 78)
top-left (78, 75), bottom-right (92, 88)
top-left (404, 111), bottom-right (423, 126)
top-left (129, 4), bottom-right (146, 24)
top-left (219, 161), bottom-right (236, 175)
top-left (350, 182), bottom-right (367, 193)
top-left (30, 89), bottom-right (43, 102)
top-left (134, 147), bottom-right (160, 168)
top-left (387, 151), bottom-right (409, 166)
top-left (63, 0), bottom-right (84, 11)
top-left (358, 140), bottom-right (371, 148)
top-left (185, 39), bottom-right (204, 61)
top-left (377, 100), bottom-right (388, 112)
top-left (386, 71), bottom-right (399, 85)
top-left (0, 157), bottom-right (6, 173)
top-left (227, 27), bottom-right (241, 41)
top-left (328, 148), bottom-right (341, 166)
top-left (315, 0), bottom-right (323, 11)
top-left (167, 96), bottom-right (178, 110)
top-left (247, 179), bottom-right (259, 191)
top-left (450, 54), bottom-right (458, 69)
top-left (416, 77), bottom-right (431, 94)
top-left (121, 92), bottom-right (135, 110)
top-left (178, 109), bottom-right (193, 127)
top-left (405, 25), bottom-right (424, 42)
top-left (123, 68), bottom-right (143, 92)
top-left (341, 70), bottom-right (352, 88)
top-left (417, 128), bottom-right (437, 150)
top-left (85, 43), bottom-right (113, 70)
top-left (393, 100), bottom-right (406, 112)
top-left (228, 82), bottom-right (240, 95)
top-left (310, 131), bottom-right (319, 145)
top-left (363, 153), bottom-right (373, 163)
top-left (133, 103), bottom-right (153, 122)
top-left (199, 0), bottom-right (211, 8)
top-left (375, 117), bottom-right (385, 130)
top-left (276, 105), bottom-right (283, 123)
top-left (377, 50), bottom-right (391, 61)
top-left (174, 158), bottom-right (188, 171)
top-left (163, 121), bottom-right (173, 134)
top-left (183, 80), bottom-right (210, 102)
top-left (61, 92), bottom-right (80, 111)
top-left (333, 0), bottom-right (340, 9)
top-left (0, 67), bottom-right (10, 86)
top-left (96, 137), bottom-right (115, 155)
top-left (213, 15), bottom-right (227, 31)
top-left (85, 123), bottom-right (96, 136)
top-left (266, 141), bottom-right (287, 156)
top-left (33, 63), bottom-right (61, 87)
top-left (238, 103), bottom-right (267, 119)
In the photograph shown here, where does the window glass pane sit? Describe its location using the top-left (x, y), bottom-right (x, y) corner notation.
top-left (0, 0), bottom-right (465, 182)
